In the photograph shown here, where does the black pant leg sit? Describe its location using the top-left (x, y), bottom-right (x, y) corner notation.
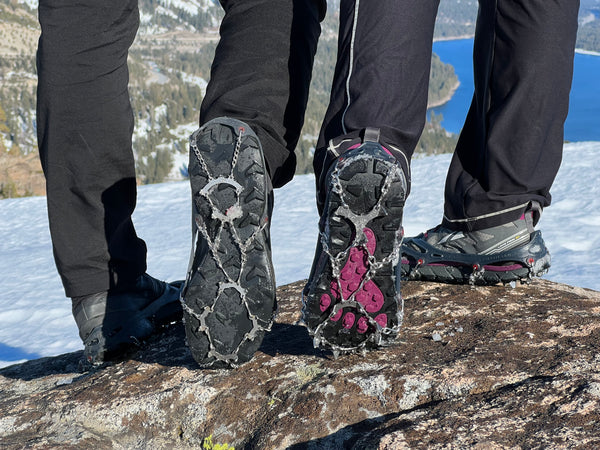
top-left (200, 0), bottom-right (325, 188)
top-left (443, 0), bottom-right (580, 231)
top-left (37, 0), bottom-right (147, 297)
top-left (314, 0), bottom-right (440, 181)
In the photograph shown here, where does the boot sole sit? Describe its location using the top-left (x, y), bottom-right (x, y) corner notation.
top-left (302, 143), bottom-right (406, 353)
top-left (182, 118), bottom-right (276, 368)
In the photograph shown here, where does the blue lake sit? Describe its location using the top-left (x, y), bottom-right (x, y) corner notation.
top-left (431, 38), bottom-right (600, 142)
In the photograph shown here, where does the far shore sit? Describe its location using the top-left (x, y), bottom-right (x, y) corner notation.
top-left (428, 36), bottom-right (470, 109)
top-left (427, 80), bottom-right (461, 109)
top-left (428, 36), bottom-right (600, 111)
top-left (433, 34), bottom-right (474, 43)
top-left (575, 48), bottom-right (600, 56)
top-left (432, 34), bottom-right (600, 57)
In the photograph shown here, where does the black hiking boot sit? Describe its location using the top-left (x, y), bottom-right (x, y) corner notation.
top-left (401, 211), bottom-right (551, 285)
top-left (302, 132), bottom-right (407, 354)
top-left (182, 117), bottom-right (276, 368)
top-left (72, 273), bottom-right (183, 366)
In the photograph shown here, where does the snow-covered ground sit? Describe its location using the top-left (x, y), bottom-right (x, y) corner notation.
top-left (1, 141), bottom-right (599, 368)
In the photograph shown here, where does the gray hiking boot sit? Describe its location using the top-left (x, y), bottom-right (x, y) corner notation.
top-left (72, 273), bottom-right (183, 366)
top-left (401, 210), bottom-right (551, 285)
top-left (182, 117), bottom-right (276, 368)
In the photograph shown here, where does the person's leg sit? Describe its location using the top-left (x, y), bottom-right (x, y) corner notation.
top-left (200, 0), bottom-right (325, 188)
top-left (314, 0), bottom-right (441, 200)
top-left (37, 0), bottom-right (146, 297)
top-left (443, 0), bottom-right (579, 231)
top-left (183, 0), bottom-right (324, 367)
top-left (303, 0), bottom-right (439, 352)
top-left (401, 0), bottom-right (579, 285)
top-left (37, 0), bottom-right (181, 365)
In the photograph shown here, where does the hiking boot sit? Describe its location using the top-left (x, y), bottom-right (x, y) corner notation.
top-left (302, 131), bottom-right (407, 354)
top-left (401, 211), bottom-right (551, 285)
top-left (182, 117), bottom-right (276, 368)
top-left (72, 273), bottom-right (183, 366)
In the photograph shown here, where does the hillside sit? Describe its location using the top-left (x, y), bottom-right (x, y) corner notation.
top-left (579, 0), bottom-right (600, 53)
top-left (0, 0), bottom-right (461, 195)
top-left (435, 0), bottom-right (600, 53)
top-left (2, 0), bottom-right (598, 196)
top-left (434, 0), bottom-right (477, 38)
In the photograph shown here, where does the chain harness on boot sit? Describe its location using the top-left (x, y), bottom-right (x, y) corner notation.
top-left (184, 127), bottom-right (272, 366)
top-left (307, 153), bottom-right (405, 357)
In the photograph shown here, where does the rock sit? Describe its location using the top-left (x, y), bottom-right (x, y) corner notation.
top-left (1, 279), bottom-right (600, 449)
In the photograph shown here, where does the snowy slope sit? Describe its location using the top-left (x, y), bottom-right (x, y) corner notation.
top-left (1, 141), bottom-right (599, 368)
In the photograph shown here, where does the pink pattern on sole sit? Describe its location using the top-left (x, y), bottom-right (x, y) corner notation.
top-left (357, 317), bottom-right (369, 333)
top-left (374, 314), bottom-right (388, 328)
top-left (343, 312), bottom-right (356, 329)
top-left (319, 293), bottom-right (331, 312)
top-left (326, 227), bottom-right (388, 333)
top-left (331, 309), bottom-right (343, 321)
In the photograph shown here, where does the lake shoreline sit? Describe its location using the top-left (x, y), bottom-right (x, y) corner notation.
top-left (575, 48), bottom-right (600, 56)
top-left (431, 38), bottom-right (600, 140)
top-left (428, 36), bottom-right (472, 110)
top-left (433, 34), bottom-right (474, 43)
top-left (433, 35), bottom-right (600, 57)
top-left (425, 35), bottom-right (599, 113)
top-left (427, 80), bottom-right (461, 109)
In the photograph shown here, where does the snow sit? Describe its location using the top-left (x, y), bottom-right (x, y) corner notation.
top-left (17, 0), bottom-right (38, 10)
top-left (580, 12), bottom-right (597, 26)
top-left (166, 123), bottom-right (198, 180)
top-left (139, 12), bottom-right (154, 26)
top-left (180, 73), bottom-right (209, 96)
top-left (1, 141), bottom-right (599, 368)
top-left (155, 6), bottom-right (180, 21)
top-left (172, 123), bottom-right (199, 141)
top-left (159, 0), bottom-right (215, 15)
